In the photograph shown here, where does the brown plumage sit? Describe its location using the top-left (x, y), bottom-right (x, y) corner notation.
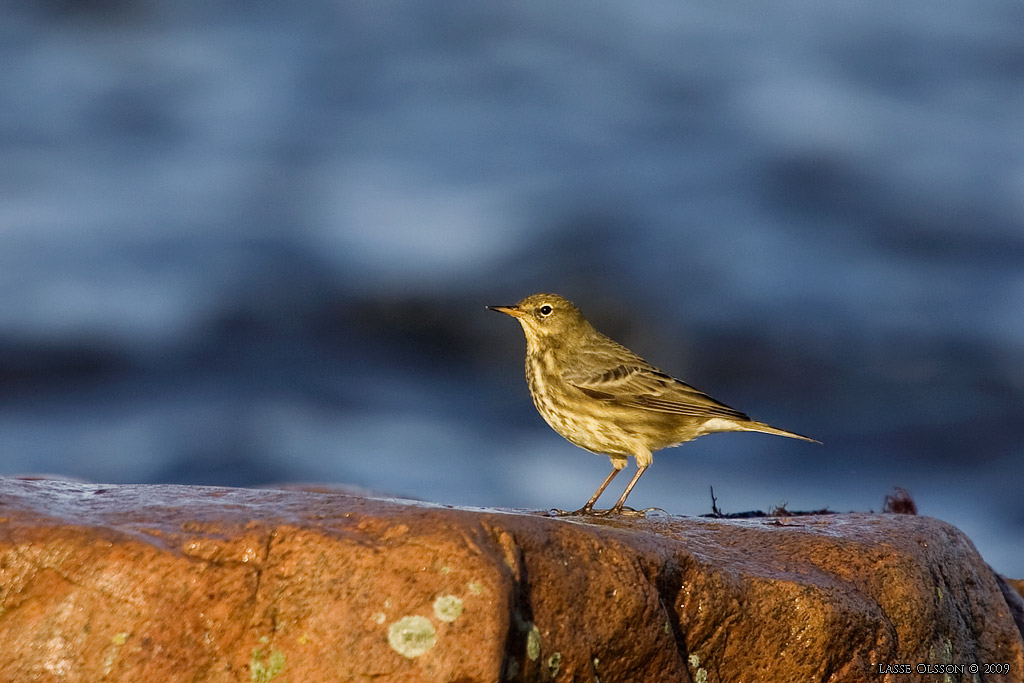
top-left (488, 293), bottom-right (818, 514)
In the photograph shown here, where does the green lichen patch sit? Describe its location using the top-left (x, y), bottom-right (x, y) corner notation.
top-left (526, 624), bottom-right (541, 661)
top-left (250, 646), bottom-right (285, 683)
top-left (433, 595), bottom-right (464, 622)
top-left (687, 653), bottom-right (707, 683)
top-left (547, 652), bottom-right (562, 678)
top-left (388, 616), bottom-right (436, 658)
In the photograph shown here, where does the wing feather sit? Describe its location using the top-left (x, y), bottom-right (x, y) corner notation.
top-left (565, 353), bottom-right (750, 422)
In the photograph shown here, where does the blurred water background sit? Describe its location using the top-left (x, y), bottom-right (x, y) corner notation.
top-left (2, 0), bottom-right (1023, 575)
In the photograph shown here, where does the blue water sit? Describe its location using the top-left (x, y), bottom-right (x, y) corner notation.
top-left (2, 0), bottom-right (1023, 576)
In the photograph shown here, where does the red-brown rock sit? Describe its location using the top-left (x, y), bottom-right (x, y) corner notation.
top-left (0, 478), bottom-right (1021, 682)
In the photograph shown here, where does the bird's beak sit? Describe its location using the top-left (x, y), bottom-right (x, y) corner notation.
top-left (487, 304), bottom-right (525, 318)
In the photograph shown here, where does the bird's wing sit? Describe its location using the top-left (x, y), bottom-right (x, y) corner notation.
top-left (565, 354), bottom-right (750, 421)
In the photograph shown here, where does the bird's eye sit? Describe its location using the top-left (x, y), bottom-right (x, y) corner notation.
top-left (538, 304), bottom-right (553, 317)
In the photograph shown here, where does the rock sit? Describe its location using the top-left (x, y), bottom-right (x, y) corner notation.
top-left (0, 478), bottom-right (1021, 683)
top-left (998, 576), bottom-right (1024, 643)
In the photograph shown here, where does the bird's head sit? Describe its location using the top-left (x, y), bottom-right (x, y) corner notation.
top-left (488, 293), bottom-right (589, 345)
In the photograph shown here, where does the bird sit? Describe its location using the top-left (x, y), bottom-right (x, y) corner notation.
top-left (488, 293), bottom-right (818, 515)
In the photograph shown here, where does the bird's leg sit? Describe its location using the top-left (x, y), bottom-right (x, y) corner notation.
top-left (610, 464), bottom-right (649, 514)
top-left (572, 467), bottom-right (623, 515)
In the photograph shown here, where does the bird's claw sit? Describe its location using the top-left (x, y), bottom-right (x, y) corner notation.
top-left (548, 506), bottom-right (645, 517)
top-left (608, 506), bottom-right (645, 517)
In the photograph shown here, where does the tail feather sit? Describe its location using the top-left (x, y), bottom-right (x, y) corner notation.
top-left (740, 421), bottom-right (821, 444)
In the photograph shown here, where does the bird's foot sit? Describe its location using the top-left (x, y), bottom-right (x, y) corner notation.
top-left (547, 505), bottom-right (605, 516)
top-left (547, 505), bottom-right (647, 517)
top-left (573, 506), bottom-right (643, 517)
top-left (608, 505), bottom-right (644, 517)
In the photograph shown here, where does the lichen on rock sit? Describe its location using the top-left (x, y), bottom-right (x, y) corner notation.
top-left (387, 616), bottom-right (436, 658)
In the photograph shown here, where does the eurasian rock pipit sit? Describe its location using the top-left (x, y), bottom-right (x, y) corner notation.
top-left (488, 293), bottom-right (818, 515)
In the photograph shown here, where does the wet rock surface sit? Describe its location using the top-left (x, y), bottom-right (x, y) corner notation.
top-left (0, 478), bottom-right (1021, 682)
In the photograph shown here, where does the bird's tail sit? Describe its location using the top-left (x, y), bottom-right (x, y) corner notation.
top-left (739, 421), bottom-right (821, 444)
